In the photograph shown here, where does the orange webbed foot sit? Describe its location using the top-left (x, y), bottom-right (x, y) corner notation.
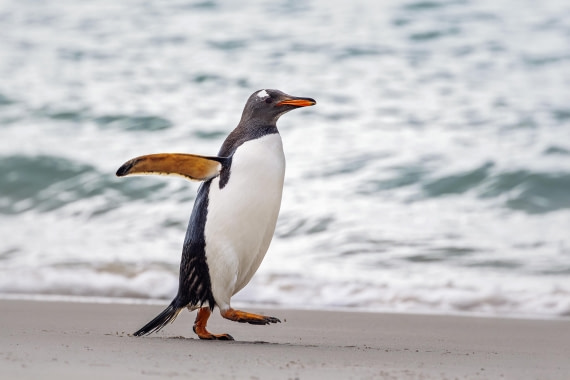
top-left (193, 307), bottom-right (234, 341)
top-left (221, 308), bottom-right (281, 325)
top-left (192, 324), bottom-right (234, 340)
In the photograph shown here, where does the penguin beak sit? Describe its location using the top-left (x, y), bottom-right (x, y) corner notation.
top-left (276, 97), bottom-right (316, 107)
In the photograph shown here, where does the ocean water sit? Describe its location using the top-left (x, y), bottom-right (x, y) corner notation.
top-left (1, 0), bottom-right (569, 318)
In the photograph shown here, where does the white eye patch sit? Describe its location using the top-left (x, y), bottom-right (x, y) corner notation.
top-left (256, 89), bottom-right (269, 99)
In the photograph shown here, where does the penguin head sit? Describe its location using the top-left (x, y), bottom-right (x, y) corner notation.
top-left (239, 89), bottom-right (316, 125)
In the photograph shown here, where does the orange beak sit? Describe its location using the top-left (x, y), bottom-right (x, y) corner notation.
top-left (276, 98), bottom-right (317, 107)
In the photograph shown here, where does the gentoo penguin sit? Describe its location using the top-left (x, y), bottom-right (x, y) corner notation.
top-left (116, 89), bottom-right (316, 340)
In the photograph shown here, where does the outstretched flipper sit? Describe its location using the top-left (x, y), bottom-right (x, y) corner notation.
top-left (116, 153), bottom-right (226, 181)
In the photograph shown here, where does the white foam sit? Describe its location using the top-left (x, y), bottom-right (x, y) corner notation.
top-left (233, 272), bottom-right (570, 319)
top-left (0, 267), bottom-right (178, 300)
top-left (1, 265), bottom-right (569, 319)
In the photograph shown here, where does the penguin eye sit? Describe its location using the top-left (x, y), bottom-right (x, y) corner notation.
top-left (265, 97), bottom-right (273, 104)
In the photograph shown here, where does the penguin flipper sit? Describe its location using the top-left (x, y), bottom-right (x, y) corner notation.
top-left (116, 153), bottom-right (226, 181)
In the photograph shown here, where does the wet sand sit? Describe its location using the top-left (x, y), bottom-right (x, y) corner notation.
top-left (1, 299), bottom-right (569, 379)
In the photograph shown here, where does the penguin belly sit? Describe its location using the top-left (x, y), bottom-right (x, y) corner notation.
top-left (203, 133), bottom-right (285, 310)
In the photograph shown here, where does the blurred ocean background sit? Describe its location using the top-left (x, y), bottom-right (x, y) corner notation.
top-left (1, 0), bottom-right (569, 318)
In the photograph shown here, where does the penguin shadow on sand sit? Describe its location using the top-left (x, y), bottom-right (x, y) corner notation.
top-left (117, 89), bottom-right (316, 342)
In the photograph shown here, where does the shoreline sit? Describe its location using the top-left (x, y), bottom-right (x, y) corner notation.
top-left (0, 292), bottom-right (564, 322)
top-left (2, 299), bottom-right (569, 379)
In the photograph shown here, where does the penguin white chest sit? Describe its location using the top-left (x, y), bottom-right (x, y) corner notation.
top-left (204, 133), bottom-right (285, 308)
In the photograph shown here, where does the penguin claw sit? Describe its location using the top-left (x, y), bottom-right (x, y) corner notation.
top-left (246, 316), bottom-right (281, 325)
top-left (215, 333), bottom-right (234, 341)
top-left (198, 333), bottom-right (235, 341)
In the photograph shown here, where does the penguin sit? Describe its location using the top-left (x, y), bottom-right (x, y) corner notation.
top-left (116, 89), bottom-right (316, 340)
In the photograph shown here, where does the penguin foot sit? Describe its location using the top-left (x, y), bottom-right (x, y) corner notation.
top-left (221, 308), bottom-right (281, 325)
top-left (192, 324), bottom-right (234, 341)
top-left (193, 307), bottom-right (235, 341)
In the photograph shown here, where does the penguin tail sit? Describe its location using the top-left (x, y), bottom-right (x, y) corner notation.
top-left (133, 302), bottom-right (183, 337)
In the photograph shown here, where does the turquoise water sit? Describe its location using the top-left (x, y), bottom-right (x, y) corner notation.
top-left (0, 0), bottom-right (569, 317)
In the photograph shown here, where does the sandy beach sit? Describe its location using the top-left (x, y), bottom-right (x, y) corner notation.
top-left (1, 299), bottom-right (568, 379)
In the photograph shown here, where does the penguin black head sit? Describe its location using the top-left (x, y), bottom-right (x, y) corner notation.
top-left (239, 89), bottom-right (316, 126)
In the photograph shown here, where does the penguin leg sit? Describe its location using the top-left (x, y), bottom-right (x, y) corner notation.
top-left (221, 308), bottom-right (281, 325)
top-left (192, 307), bottom-right (234, 341)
